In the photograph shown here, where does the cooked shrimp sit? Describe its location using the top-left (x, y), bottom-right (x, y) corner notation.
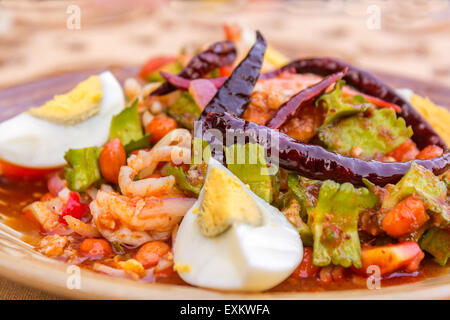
top-left (63, 215), bottom-right (101, 238)
top-left (119, 128), bottom-right (191, 197)
top-left (36, 234), bottom-right (68, 257)
top-left (119, 146), bottom-right (190, 197)
top-left (91, 190), bottom-right (195, 246)
top-left (119, 166), bottom-right (176, 198)
top-left (243, 73), bottom-right (326, 142)
top-left (139, 128), bottom-right (191, 174)
top-left (243, 73), bottom-right (322, 125)
top-left (95, 190), bottom-right (189, 231)
top-left (91, 199), bottom-right (154, 246)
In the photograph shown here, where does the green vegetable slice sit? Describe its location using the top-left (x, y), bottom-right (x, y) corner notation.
top-left (192, 138), bottom-right (212, 165)
top-left (124, 134), bottom-right (151, 154)
top-left (64, 147), bottom-right (101, 192)
top-left (209, 68), bottom-right (221, 78)
top-left (309, 180), bottom-right (377, 268)
top-left (287, 173), bottom-right (308, 210)
top-left (167, 92), bottom-right (201, 129)
top-left (287, 173), bottom-right (321, 216)
top-left (224, 143), bottom-right (273, 203)
top-left (420, 227), bottom-right (450, 266)
top-left (272, 191), bottom-right (295, 211)
top-left (166, 138), bottom-right (212, 196)
top-left (146, 60), bottom-right (183, 83)
top-left (273, 189), bottom-right (314, 245)
top-left (111, 241), bottom-right (126, 255)
top-left (167, 138), bottom-right (212, 196)
top-left (297, 222), bottom-right (314, 247)
top-left (166, 165), bottom-right (202, 196)
top-left (109, 99), bottom-right (144, 146)
top-left (346, 94), bottom-right (368, 105)
top-left (279, 196), bottom-right (313, 246)
top-left (442, 176), bottom-right (450, 191)
top-left (318, 107), bottom-right (412, 159)
top-left (382, 162), bottom-right (449, 226)
top-left (316, 80), bottom-right (366, 125)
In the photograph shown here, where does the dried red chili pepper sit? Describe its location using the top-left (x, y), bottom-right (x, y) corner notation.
top-left (259, 67), bottom-right (297, 80)
top-left (202, 112), bottom-right (449, 186)
top-left (199, 31), bottom-right (267, 120)
top-left (269, 57), bottom-right (446, 149)
top-left (266, 68), bottom-right (347, 129)
top-left (159, 68), bottom-right (294, 91)
top-left (151, 40), bottom-right (237, 96)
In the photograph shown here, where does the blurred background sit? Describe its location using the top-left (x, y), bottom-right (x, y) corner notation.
top-left (0, 0), bottom-right (449, 89)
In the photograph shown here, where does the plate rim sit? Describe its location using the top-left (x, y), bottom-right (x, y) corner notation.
top-left (0, 247), bottom-right (449, 300)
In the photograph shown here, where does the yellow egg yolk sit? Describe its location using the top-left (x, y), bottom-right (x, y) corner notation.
top-left (197, 167), bottom-right (262, 237)
top-left (28, 75), bottom-right (102, 125)
top-left (410, 94), bottom-right (450, 146)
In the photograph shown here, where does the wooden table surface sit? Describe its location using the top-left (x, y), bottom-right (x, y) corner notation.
top-left (0, 0), bottom-right (450, 89)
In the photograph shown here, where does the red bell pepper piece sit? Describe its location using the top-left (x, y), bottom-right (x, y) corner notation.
top-left (59, 192), bottom-right (89, 223)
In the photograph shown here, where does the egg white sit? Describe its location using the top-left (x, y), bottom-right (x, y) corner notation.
top-left (173, 158), bottom-right (303, 292)
top-left (395, 88), bottom-right (414, 103)
top-left (0, 71), bottom-right (125, 168)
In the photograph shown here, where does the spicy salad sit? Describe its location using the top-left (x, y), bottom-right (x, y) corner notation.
top-left (0, 25), bottom-right (448, 292)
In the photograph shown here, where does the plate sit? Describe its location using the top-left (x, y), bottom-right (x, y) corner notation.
top-left (0, 68), bottom-right (449, 299)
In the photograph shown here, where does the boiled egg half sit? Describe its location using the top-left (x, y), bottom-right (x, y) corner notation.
top-left (0, 71), bottom-right (125, 168)
top-left (173, 158), bottom-right (303, 292)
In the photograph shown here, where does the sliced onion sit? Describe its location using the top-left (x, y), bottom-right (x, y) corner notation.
top-left (140, 197), bottom-right (196, 218)
top-left (188, 79), bottom-right (217, 110)
top-left (57, 187), bottom-right (70, 202)
top-left (155, 251), bottom-right (174, 273)
top-left (100, 184), bottom-right (114, 193)
top-left (85, 186), bottom-right (99, 200)
top-left (93, 263), bottom-right (127, 278)
top-left (171, 223), bottom-right (179, 247)
top-left (47, 172), bottom-right (65, 196)
top-left (141, 267), bottom-right (156, 282)
top-left (154, 257), bottom-right (173, 272)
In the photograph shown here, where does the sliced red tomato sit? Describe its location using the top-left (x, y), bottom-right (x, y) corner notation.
top-left (223, 23), bottom-right (241, 42)
top-left (0, 160), bottom-right (56, 180)
top-left (416, 145), bottom-right (443, 160)
top-left (218, 65), bottom-right (234, 77)
top-left (355, 242), bottom-right (424, 276)
top-left (291, 247), bottom-right (320, 279)
top-left (138, 56), bottom-right (177, 80)
top-left (381, 196), bottom-right (429, 237)
top-left (386, 139), bottom-right (419, 162)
